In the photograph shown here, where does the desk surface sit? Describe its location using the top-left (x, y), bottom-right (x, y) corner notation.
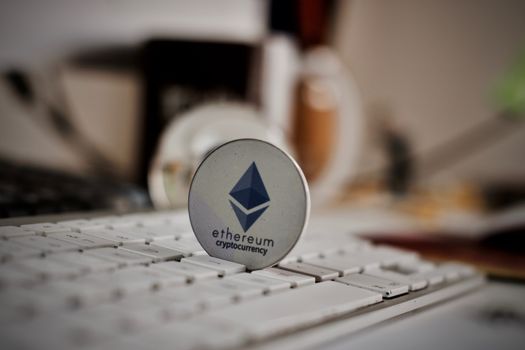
top-left (324, 281), bottom-right (525, 350)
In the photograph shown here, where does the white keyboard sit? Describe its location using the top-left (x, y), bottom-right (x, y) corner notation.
top-left (0, 211), bottom-right (484, 350)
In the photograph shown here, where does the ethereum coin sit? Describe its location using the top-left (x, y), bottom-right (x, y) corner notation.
top-left (188, 139), bottom-right (310, 270)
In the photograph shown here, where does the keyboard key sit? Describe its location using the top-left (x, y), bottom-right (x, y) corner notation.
top-left (336, 273), bottom-right (409, 298)
top-left (114, 293), bottom-right (191, 320)
top-left (106, 219), bottom-right (140, 229)
top-left (252, 267), bottom-right (316, 288)
top-left (49, 251), bottom-right (120, 273)
top-left (86, 267), bottom-right (186, 295)
top-left (118, 266), bottom-right (187, 289)
top-left (302, 256), bottom-right (362, 276)
top-left (160, 301), bottom-right (202, 320)
top-left (366, 268), bottom-right (428, 291)
top-left (158, 284), bottom-right (232, 310)
top-left (0, 288), bottom-right (64, 323)
top-left (14, 257), bottom-right (84, 280)
top-left (62, 304), bottom-right (151, 335)
top-left (56, 219), bottom-right (92, 230)
top-left (400, 266), bottom-right (446, 285)
top-left (4, 313), bottom-right (112, 348)
top-left (107, 317), bottom-right (244, 350)
top-left (21, 223), bottom-right (71, 234)
top-left (42, 280), bottom-right (117, 308)
top-left (370, 246), bottom-right (418, 267)
top-left (152, 237), bottom-right (205, 257)
top-left (319, 242), bottom-right (363, 257)
top-left (10, 235), bottom-right (80, 254)
top-left (80, 228), bottom-right (146, 245)
top-left (0, 225), bottom-right (35, 239)
top-left (440, 262), bottom-right (476, 278)
top-left (119, 243), bottom-right (184, 262)
top-left (88, 216), bottom-right (120, 225)
top-left (285, 242), bottom-right (323, 261)
top-left (229, 273), bottom-right (292, 293)
top-left (278, 262), bottom-right (339, 282)
top-left (428, 263), bottom-right (470, 282)
top-left (386, 261), bottom-right (454, 285)
top-left (161, 211), bottom-right (191, 226)
top-left (199, 281), bottom-right (382, 340)
top-left (45, 231), bottom-right (114, 249)
top-left (0, 240), bottom-right (41, 261)
top-left (122, 304), bottom-right (190, 326)
top-left (133, 216), bottom-right (172, 227)
top-left (396, 260), bottom-right (436, 273)
top-left (149, 261), bottom-right (219, 282)
top-left (85, 247), bottom-right (152, 267)
top-left (0, 264), bottom-right (38, 287)
top-left (71, 221), bottom-right (108, 231)
top-left (181, 255), bottom-right (245, 276)
top-left (203, 278), bottom-right (264, 301)
top-left (117, 226), bottom-right (180, 241)
top-left (279, 255), bottom-right (300, 264)
top-left (126, 212), bottom-right (185, 226)
top-left (303, 250), bottom-right (381, 271)
top-left (287, 237), bottom-right (368, 262)
top-left (320, 239), bottom-right (370, 256)
top-left (417, 271), bottom-right (445, 285)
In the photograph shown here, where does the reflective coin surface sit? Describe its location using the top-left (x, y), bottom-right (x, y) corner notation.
top-left (188, 139), bottom-right (310, 270)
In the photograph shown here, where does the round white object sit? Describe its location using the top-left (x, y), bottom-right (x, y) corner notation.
top-left (188, 139), bottom-right (310, 270)
top-left (148, 102), bottom-right (287, 208)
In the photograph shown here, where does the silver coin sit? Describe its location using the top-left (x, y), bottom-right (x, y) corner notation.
top-left (188, 139), bottom-right (310, 270)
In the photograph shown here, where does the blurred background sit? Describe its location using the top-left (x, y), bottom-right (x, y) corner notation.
top-left (1, 0), bottom-right (524, 278)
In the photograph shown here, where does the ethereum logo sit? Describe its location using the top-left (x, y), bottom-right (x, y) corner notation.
top-left (229, 162), bottom-right (270, 232)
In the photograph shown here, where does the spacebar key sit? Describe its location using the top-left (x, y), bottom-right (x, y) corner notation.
top-left (199, 281), bottom-right (382, 341)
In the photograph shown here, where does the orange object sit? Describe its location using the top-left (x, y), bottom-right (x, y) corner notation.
top-left (293, 77), bottom-right (336, 182)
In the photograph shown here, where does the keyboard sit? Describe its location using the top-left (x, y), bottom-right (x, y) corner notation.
top-left (0, 159), bottom-right (150, 218)
top-left (0, 211), bottom-right (484, 350)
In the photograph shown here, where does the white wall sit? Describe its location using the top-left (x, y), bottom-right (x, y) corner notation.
top-left (0, 0), bottom-right (266, 177)
top-left (0, 0), bottom-right (266, 67)
top-left (335, 0), bottom-right (525, 184)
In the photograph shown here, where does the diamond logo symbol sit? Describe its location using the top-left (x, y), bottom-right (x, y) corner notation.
top-left (229, 162), bottom-right (270, 232)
